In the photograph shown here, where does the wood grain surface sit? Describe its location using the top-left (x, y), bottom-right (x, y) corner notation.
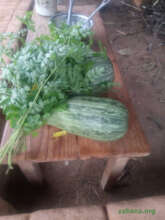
top-left (0, 5), bottom-right (150, 163)
top-left (0, 0), bottom-right (33, 33)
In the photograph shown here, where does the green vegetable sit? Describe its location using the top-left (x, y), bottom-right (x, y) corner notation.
top-left (0, 13), bottom-right (115, 167)
top-left (47, 96), bottom-right (128, 141)
top-left (0, 37), bottom-right (114, 133)
top-left (83, 55), bottom-right (114, 95)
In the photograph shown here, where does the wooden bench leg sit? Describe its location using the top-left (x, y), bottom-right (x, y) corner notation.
top-left (101, 157), bottom-right (129, 190)
top-left (0, 197), bottom-right (16, 215)
top-left (17, 161), bottom-right (44, 185)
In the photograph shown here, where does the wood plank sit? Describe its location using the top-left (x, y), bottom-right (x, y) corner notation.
top-left (106, 195), bottom-right (165, 219)
top-left (17, 161), bottom-right (44, 184)
top-left (0, 0), bottom-right (33, 68)
top-left (0, 0), bottom-right (20, 33)
top-left (0, 0), bottom-right (33, 33)
top-left (101, 157), bottom-right (129, 190)
top-left (5, 0), bottom-right (34, 33)
top-left (0, 5), bottom-right (150, 163)
top-left (0, 206), bottom-right (106, 220)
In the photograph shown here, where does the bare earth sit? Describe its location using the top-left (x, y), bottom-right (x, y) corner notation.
top-left (0, 0), bottom-right (165, 213)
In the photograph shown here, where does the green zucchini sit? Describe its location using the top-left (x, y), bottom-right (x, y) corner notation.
top-left (75, 55), bottom-right (114, 95)
top-left (47, 96), bottom-right (128, 141)
top-left (84, 56), bottom-right (114, 95)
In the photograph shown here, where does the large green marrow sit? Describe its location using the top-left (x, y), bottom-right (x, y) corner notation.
top-left (47, 96), bottom-right (128, 141)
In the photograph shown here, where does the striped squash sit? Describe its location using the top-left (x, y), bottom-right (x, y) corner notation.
top-left (47, 96), bottom-right (128, 141)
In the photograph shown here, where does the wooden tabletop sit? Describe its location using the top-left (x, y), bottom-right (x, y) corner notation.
top-left (0, 5), bottom-right (150, 163)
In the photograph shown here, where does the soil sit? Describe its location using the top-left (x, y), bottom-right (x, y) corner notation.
top-left (0, 0), bottom-right (165, 214)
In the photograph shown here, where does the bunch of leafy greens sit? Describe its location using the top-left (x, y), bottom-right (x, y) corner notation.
top-left (0, 12), bottom-right (109, 168)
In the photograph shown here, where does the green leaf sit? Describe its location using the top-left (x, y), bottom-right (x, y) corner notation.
top-left (17, 11), bottom-right (35, 32)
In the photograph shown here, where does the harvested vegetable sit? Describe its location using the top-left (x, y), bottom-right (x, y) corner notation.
top-left (0, 29), bottom-right (114, 133)
top-left (0, 13), bottom-right (114, 167)
top-left (47, 96), bottom-right (128, 141)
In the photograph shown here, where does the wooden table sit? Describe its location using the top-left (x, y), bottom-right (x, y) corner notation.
top-left (0, 5), bottom-right (150, 190)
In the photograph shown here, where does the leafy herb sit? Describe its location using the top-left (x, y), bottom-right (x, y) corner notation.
top-left (17, 11), bottom-right (35, 32)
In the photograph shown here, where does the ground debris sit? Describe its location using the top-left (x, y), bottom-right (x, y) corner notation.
top-left (146, 115), bottom-right (164, 130)
top-left (117, 48), bottom-right (133, 55)
top-left (142, 0), bottom-right (165, 38)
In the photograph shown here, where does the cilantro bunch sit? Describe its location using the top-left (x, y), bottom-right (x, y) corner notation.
top-left (0, 30), bottom-right (105, 133)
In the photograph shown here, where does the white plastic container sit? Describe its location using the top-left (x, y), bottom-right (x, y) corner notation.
top-left (35, 0), bottom-right (57, 16)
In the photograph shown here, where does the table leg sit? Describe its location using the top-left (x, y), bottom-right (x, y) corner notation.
top-left (101, 157), bottom-right (129, 190)
top-left (0, 197), bottom-right (16, 215)
top-left (17, 161), bottom-right (44, 185)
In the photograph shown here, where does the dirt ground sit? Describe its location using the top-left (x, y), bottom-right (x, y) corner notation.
top-left (0, 0), bottom-right (165, 214)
